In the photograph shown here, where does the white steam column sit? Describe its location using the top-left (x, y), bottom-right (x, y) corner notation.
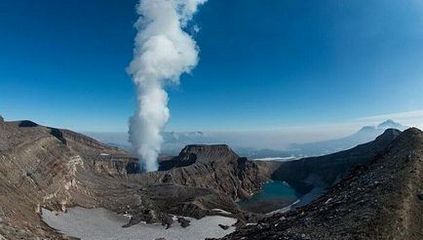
top-left (128, 0), bottom-right (207, 172)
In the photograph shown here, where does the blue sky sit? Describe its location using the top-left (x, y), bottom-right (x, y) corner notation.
top-left (1, 0), bottom-right (423, 132)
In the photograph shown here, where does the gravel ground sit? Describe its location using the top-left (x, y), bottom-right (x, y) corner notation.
top-left (42, 207), bottom-right (237, 240)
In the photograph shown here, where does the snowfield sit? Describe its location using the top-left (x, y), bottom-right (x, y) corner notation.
top-left (42, 207), bottom-right (236, 240)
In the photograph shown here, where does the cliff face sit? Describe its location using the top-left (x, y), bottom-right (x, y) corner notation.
top-left (0, 120), bottom-right (136, 239)
top-left (133, 144), bottom-right (277, 200)
top-left (271, 129), bottom-right (401, 194)
top-left (222, 128), bottom-right (423, 240)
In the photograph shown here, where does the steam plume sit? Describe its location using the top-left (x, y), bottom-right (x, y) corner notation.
top-left (128, 0), bottom-right (206, 172)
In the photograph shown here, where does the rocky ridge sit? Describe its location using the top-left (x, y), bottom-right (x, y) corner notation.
top-left (220, 128), bottom-right (423, 240)
top-left (272, 129), bottom-right (401, 194)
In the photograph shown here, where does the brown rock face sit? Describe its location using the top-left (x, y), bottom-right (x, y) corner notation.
top-left (132, 144), bottom-right (275, 200)
top-left (0, 120), bottom-right (131, 238)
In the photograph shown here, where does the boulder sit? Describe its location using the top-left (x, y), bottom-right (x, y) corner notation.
top-left (161, 215), bottom-right (174, 229)
top-left (177, 217), bottom-right (190, 228)
top-left (218, 224), bottom-right (230, 230)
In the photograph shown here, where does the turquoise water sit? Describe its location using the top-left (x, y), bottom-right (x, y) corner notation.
top-left (239, 181), bottom-right (299, 213)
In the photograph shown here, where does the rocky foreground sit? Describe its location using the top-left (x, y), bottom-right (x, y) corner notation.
top-left (220, 128), bottom-right (423, 240)
top-left (0, 119), bottom-right (276, 239)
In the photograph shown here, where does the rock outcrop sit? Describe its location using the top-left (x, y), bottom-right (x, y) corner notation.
top-left (132, 144), bottom-right (276, 200)
top-left (220, 128), bottom-right (423, 240)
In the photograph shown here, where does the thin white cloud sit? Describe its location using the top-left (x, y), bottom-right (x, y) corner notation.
top-left (356, 110), bottom-right (423, 128)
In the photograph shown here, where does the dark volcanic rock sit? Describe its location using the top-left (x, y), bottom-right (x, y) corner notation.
top-left (240, 198), bottom-right (295, 214)
top-left (158, 145), bottom-right (200, 171)
top-left (162, 215), bottom-right (174, 229)
top-left (177, 217), bottom-right (191, 228)
top-left (219, 224), bottom-right (230, 230)
top-left (49, 128), bottom-right (67, 144)
top-left (125, 161), bottom-right (141, 174)
top-left (17, 120), bottom-right (39, 127)
top-left (272, 129), bottom-right (401, 194)
top-left (220, 128), bottom-right (423, 240)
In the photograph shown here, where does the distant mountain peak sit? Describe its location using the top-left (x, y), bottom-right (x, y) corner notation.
top-left (358, 126), bottom-right (377, 132)
top-left (289, 120), bottom-right (408, 156)
top-left (359, 120), bottom-right (405, 133)
top-left (377, 119), bottom-right (406, 130)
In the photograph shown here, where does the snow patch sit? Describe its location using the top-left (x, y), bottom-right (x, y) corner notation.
top-left (42, 207), bottom-right (236, 240)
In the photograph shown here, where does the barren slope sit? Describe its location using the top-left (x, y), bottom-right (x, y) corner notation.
top-left (222, 128), bottom-right (423, 240)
